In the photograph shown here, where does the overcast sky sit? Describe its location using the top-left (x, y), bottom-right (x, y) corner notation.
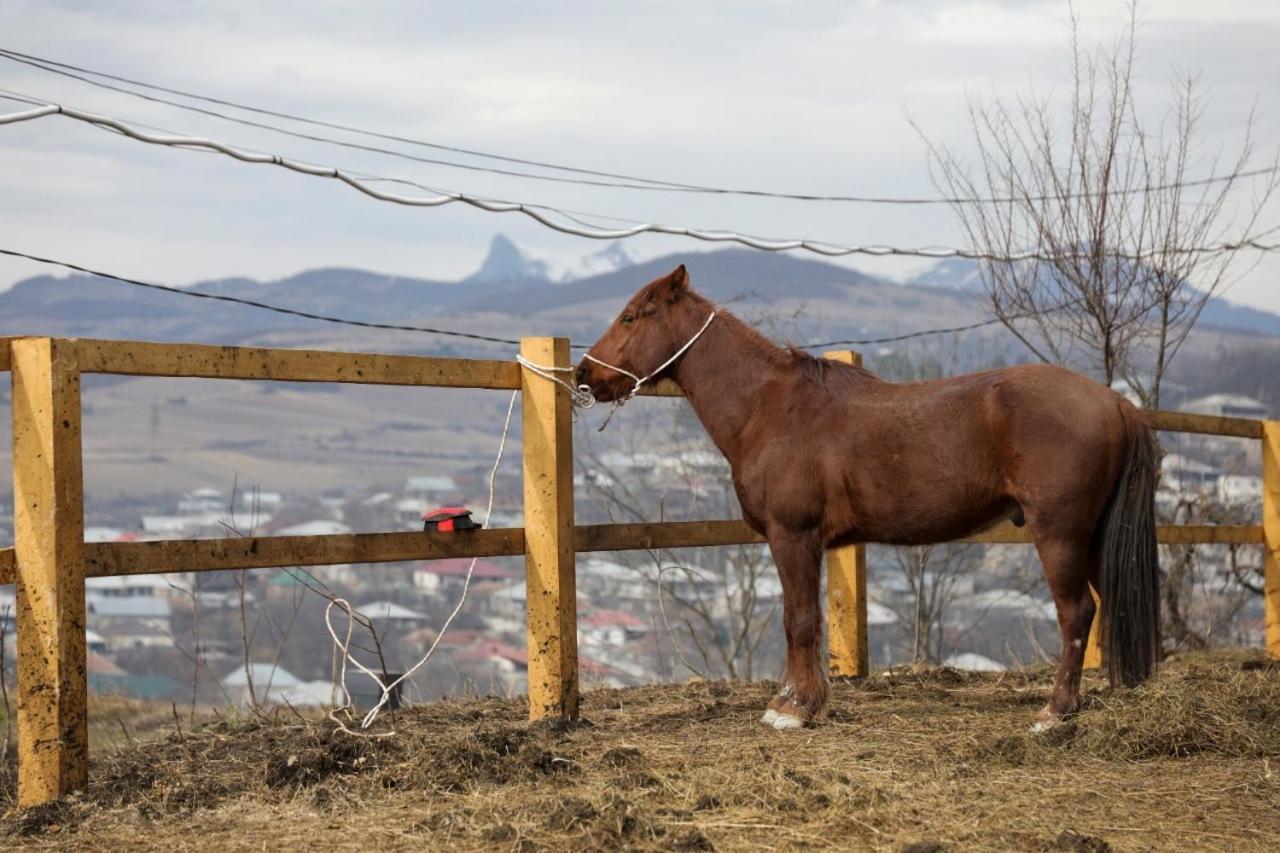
top-left (1, 1), bottom-right (1277, 314)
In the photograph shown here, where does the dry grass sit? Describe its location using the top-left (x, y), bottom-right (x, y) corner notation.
top-left (2, 650), bottom-right (1278, 851)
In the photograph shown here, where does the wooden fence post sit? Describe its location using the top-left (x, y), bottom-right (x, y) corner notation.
top-left (1264, 420), bottom-right (1279, 660)
top-left (519, 337), bottom-right (579, 719)
top-left (1083, 586), bottom-right (1103, 670)
top-left (823, 350), bottom-right (869, 678)
top-left (11, 337), bottom-right (88, 806)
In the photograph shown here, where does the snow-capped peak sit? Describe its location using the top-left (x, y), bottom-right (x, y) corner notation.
top-left (463, 234), bottom-right (634, 284)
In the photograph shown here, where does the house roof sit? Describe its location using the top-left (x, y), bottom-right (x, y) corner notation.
top-left (89, 673), bottom-right (181, 700)
top-left (273, 519), bottom-right (351, 536)
top-left (583, 609), bottom-right (648, 630)
top-left (88, 574), bottom-right (183, 593)
top-left (221, 664), bottom-right (300, 688)
top-left (95, 621), bottom-right (170, 641)
top-left (87, 651), bottom-right (125, 676)
top-left (358, 601), bottom-right (429, 621)
top-left (87, 596), bottom-right (171, 619)
top-left (416, 558), bottom-right (517, 579)
top-left (452, 640), bottom-right (527, 666)
top-left (84, 526), bottom-right (126, 543)
top-left (405, 475), bottom-right (457, 492)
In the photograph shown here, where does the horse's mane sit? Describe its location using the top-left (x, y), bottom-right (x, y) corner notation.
top-left (784, 346), bottom-right (878, 389)
top-left (698, 298), bottom-right (876, 389)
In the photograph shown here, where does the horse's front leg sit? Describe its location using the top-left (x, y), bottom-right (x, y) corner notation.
top-left (761, 529), bottom-right (827, 730)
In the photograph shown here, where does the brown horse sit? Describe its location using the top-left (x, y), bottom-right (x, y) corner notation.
top-left (577, 265), bottom-right (1160, 731)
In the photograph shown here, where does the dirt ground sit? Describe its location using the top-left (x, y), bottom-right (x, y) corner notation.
top-left (2, 650), bottom-right (1278, 851)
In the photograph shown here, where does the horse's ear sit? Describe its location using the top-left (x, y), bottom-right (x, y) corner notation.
top-left (669, 264), bottom-right (689, 290)
top-left (660, 265), bottom-right (689, 302)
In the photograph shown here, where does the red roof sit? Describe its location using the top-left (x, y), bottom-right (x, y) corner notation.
top-left (583, 609), bottom-right (648, 630)
top-left (402, 628), bottom-right (489, 648)
top-left (416, 558), bottom-right (517, 579)
top-left (87, 651), bottom-right (125, 676)
top-left (452, 640), bottom-right (528, 666)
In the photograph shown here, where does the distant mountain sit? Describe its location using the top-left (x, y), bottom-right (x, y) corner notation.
top-left (908, 258), bottom-right (983, 293)
top-left (463, 234), bottom-right (634, 285)
top-left (2, 240), bottom-right (1276, 358)
top-left (908, 258), bottom-right (1280, 337)
top-left (463, 234), bottom-right (563, 284)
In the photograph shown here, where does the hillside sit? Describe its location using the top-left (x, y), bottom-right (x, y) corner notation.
top-left (3, 651), bottom-right (1277, 850)
top-left (1, 239), bottom-right (1278, 499)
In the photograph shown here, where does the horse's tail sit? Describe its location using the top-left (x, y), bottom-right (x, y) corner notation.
top-left (1097, 402), bottom-right (1161, 687)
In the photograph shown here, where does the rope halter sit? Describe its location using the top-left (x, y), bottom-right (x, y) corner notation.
top-left (578, 311), bottom-right (716, 428)
top-left (583, 311), bottom-right (717, 401)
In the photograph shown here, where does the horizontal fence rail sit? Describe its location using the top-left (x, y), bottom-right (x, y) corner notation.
top-left (0, 521), bottom-right (1266, 586)
top-left (1, 335), bottom-right (1277, 808)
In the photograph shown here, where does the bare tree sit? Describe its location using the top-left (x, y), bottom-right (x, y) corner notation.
top-left (880, 545), bottom-right (970, 664)
top-left (919, 1), bottom-right (1279, 406)
top-left (1160, 489), bottom-right (1263, 651)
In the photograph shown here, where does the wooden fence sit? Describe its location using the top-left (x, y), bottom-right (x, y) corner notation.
top-left (0, 335), bottom-right (1276, 807)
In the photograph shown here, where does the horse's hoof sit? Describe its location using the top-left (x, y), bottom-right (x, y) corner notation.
top-left (761, 708), bottom-right (780, 726)
top-left (1028, 718), bottom-right (1058, 734)
top-left (771, 712), bottom-right (806, 731)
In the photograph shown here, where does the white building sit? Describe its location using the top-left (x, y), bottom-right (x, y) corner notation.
top-left (1183, 393), bottom-right (1268, 420)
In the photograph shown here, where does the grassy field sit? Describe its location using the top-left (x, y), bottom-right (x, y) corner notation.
top-left (1, 650), bottom-right (1278, 851)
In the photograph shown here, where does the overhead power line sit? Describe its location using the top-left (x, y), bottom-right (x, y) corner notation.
top-left (3, 46), bottom-right (1276, 206)
top-left (0, 247), bottom-right (1024, 351)
top-left (2, 101), bottom-right (1276, 262)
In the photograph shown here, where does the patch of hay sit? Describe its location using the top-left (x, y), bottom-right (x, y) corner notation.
top-left (2, 651), bottom-right (1277, 850)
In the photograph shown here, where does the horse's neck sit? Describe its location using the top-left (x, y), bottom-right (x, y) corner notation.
top-left (671, 311), bottom-right (783, 462)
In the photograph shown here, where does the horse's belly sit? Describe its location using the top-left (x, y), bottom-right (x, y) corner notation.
top-left (828, 491), bottom-right (1018, 548)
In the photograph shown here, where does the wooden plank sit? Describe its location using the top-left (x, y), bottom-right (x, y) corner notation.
top-left (957, 521), bottom-right (1263, 546)
top-left (521, 337), bottom-right (579, 721)
top-left (1155, 524), bottom-right (1265, 545)
top-left (824, 350), bottom-right (869, 678)
top-left (1145, 409), bottom-right (1263, 439)
top-left (0, 522), bottom-right (1263, 586)
top-left (575, 520), bottom-right (764, 552)
top-left (1264, 421), bottom-right (1280, 660)
top-left (75, 338), bottom-right (521, 389)
top-left (82, 529), bottom-right (523, 579)
top-left (12, 337), bottom-right (89, 805)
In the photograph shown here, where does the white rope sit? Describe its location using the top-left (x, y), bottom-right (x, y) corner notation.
top-left (583, 311), bottom-right (716, 402)
top-left (580, 311), bottom-right (717, 429)
top-left (324, 388), bottom-right (518, 736)
top-left (2, 101), bottom-right (1274, 262)
top-left (514, 355), bottom-right (595, 409)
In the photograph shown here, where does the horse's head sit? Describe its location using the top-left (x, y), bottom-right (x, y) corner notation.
top-left (575, 264), bottom-right (710, 402)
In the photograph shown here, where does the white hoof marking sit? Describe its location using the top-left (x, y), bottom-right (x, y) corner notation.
top-left (772, 713), bottom-right (805, 731)
top-left (761, 708), bottom-right (780, 726)
top-left (1029, 718), bottom-right (1063, 734)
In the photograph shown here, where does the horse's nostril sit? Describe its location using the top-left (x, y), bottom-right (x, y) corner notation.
top-left (575, 364), bottom-right (588, 386)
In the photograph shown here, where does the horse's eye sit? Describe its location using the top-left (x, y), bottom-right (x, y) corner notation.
top-left (621, 313), bottom-right (635, 324)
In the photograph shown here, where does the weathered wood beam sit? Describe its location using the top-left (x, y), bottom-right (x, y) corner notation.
top-left (73, 338), bottom-right (521, 389)
top-left (520, 337), bottom-right (579, 721)
top-left (12, 337), bottom-right (89, 805)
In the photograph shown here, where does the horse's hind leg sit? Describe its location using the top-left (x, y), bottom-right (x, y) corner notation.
top-left (1031, 534), bottom-right (1100, 732)
top-left (762, 529), bottom-right (827, 730)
